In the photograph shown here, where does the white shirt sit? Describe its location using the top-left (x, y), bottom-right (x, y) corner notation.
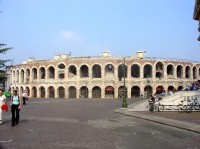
top-left (0, 95), bottom-right (6, 102)
top-left (22, 92), bottom-right (27, 97)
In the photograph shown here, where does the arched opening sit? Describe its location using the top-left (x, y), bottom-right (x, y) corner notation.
top-left (185, 66), bottom-right (191, 79)
top-left (16, 87), bottom-right (19, 94)
top-left (131, 64), bottom-right (140, 78)
top-left (68, 65), bottom-right (77, 78)
top-left (118, 64), bottom-right (127, 81)
top-left (58, 86), bottom-right (65, 98)
top-left (68, 86), bottom-right (76, 98)
top-left (40, 86), bottom-right (45, 98)
top-left (144, 86), bottom-right (153, 98)
top-left (177, 86), bottom-right (183, 91)
top-left (48, 86), bottom-right (55, 98)
top-left (26, 69), bottom-right (30, 83)
top-left (156, 86), bottom-right (164, 94)
top-left (80, 86), bottom-right (88, 98)
top-left (92, 65), bottom-right (101, 78)
top-left (32, 68), bottom-right (37, 80)
top-left (193, 67), bottom-right (197, 79)
top-left (167, 64), bottom-right (174, 76)
top-left (143, 64), bottom-right (152, 78)
top-left (32, 86), bottom-right (37, 97)
top-left (105, 64), bottom-right (114, 78)
top-left (131, 86), bottom-right (140, 98)
top-left (58, 63), bottom-right (65, 69)
top-left (168, 86), bottom-right (176, 93)
top-left (21, 70), bottom-right (24, 83)
top-left (105, 86), bottom-right (114, 98)
top-left (118, 86), bottom-right (127, 98)
top-left (48, 66), bottom-right (55, 79)
top-left (80, 65), bottom-right (89, 78)
top-left (156, 62), bottom-right (164, 79)
top-left (25, 87), bottom-right (30, 96)
top-left (92, 86), bottom-right (101, 98)
top-left (177, 65), bottom-right (183, 78)
top-left (20, 87), bottom-right (24, 95)
top-left (16, 70), bottom-right (19, 83)
top-left (39, 67), bottom-right (46, 79)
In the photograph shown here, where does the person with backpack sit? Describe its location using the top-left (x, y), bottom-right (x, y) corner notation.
top-left (10, 90), bottom-right (22, 127)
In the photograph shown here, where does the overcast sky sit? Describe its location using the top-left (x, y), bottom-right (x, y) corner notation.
top-left (0, 0), bottom-right (199, 65)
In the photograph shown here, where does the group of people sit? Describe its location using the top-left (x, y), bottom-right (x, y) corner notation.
top-left (0, 90), bottom-right (28, 127)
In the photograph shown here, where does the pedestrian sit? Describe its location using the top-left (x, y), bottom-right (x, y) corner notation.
top-left (10, 90), bottom-right (22, 127)
top-left (148, 94), bottom-right (155, 112)
top-left (22, 90), bottom-right (28, 105)
top-left (0, 90), bottom-right (7, 124)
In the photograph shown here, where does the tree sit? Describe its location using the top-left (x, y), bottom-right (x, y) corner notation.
top-left (0, 44), bottom-right (12, 90)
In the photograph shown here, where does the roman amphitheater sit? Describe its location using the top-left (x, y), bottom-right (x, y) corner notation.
top-left (8, 51), bottom-right (200, 99)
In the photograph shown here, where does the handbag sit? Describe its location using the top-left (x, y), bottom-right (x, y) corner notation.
top-left (1, 103), bottom-right (8, 112)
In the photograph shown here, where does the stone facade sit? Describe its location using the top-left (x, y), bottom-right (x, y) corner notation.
top-left (194, 0), bottom-right (200, 41)
top-left (8, 52), bottom-right (200, 99)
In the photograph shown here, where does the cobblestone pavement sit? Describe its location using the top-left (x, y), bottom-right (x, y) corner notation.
top-left (0, 98), bottom-right (200, 149)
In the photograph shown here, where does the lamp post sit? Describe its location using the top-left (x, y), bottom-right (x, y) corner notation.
top-left (146, 75), bottom-right (150, 98)
top-left (122, 58), bottom-right (128, 108)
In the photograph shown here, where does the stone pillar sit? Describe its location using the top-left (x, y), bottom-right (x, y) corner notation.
top-left (77, 68), bottom-right (80, 79)
top-left (140, 66), bottom-right (143, 79)
top-left (45, 88), bottom-right (49, 98)
top-left (101, 66), bottom-right (105, 81)
top-left (127, 82), bottom-right (131, 98)
top-left (65, 86), bottom-right (69, 98)
top-left (37, 88), bottom-right (40, 98)
top-left (114, 66), bottom-right (118, 81)
top-left (101, 85), bottom-right (105, 98)
top-left (88, 87), bottom-right (92, 98)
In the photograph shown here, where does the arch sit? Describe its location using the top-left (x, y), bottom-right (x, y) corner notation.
top-left (80, 65), bottom-right (89, 78)
top-left (58, 86), bottom-right (65, 98)
top-left (105, 86), bottom-right (114, 98)
top-left (168, 86), bottom-right (176, 93)
top-left (25, 86), bottom-right (30, 96)
top-left (48, 86), bottom-right (55, 98)
top-left (167, 64), bottom-right (174, 76)
top-left (20, 86), bottom-right (24, 95)
top-left (143, 64), bottom-right (152, 78)
top-left (68, 86), bottom-right (77, 98)
top-left (118, 64), bottom-right (127, 81)
top-left (177, 65), bottom-right (183, 78)
top-left (68, 65), bottom-right (77, 78)
top-left (118, 86), bottom-right (127, 98)
top-left (156, 86), bottom-right (164, 94)
top-left (185, 66), bottom-right (191, 79)
top-left (39, 67), bottom-right (46, 79)
top-left (131, 86), bottom-right (140, 98)
top-left (16, 87), bottom-right (19, 94)
top-left (80, 86), bottom-right (88, 98)
top-left (131, 64), bottom-right (140, 78)
top-left (48, 66), bottom-right (55, 79)
top-left (144, 85), bottom-right (153, 98)
top-left (39, 86), bottom-right (45, 98)
top-left (92, 64), bottom-right (101, 78)
top-left (26, 69), bottom-right (30, 83)
top-left (193, 66), bottom-right (197, 79)
top-left (92, 86), bottom-right (101, 98)
top-left (32, 86), bottom-right (37, 98)
top-left (16, 70), bottom-right (19, 83)
top-left (32, 68), bottom-right (37, 80)
top-left (20, 69), bottom-right (25, 83)
top-left (58, 63), bottom-right (65, 69)
top-left (105, 64), bottom-right (114, 78)
top-left (155, 62), bottom-right (164, 79)
top-left (177, 86), bottom-right (183, 91)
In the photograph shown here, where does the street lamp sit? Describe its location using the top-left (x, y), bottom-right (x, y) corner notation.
top-left (146, 75), bottom-right (150, 98)
top-left (122, 58), bottom-right (128, 108)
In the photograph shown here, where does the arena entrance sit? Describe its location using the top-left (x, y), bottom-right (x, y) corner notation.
top-left (32, 86), bottom-right (37, 97)
top-left (48, 86), bottom-right (55, 98)
top-left (118, 86), bottom-right (127, 98)
top-left (92, 86), bottom-right (101, 98)
top-left (105, 86), bottom-right (114, 98)
top-left (156, 86), bottom-right (164, 94)
top-left (40, 86), bottom-right (45, 98)
top-left (58, 86), bottom-right (65, 98)
top-left (144, 86), bottom-right (153, 98)
top-left (68, 86), bottom-right (76, 98)
top-left (80, 86), bottom-right (88, 98)
top-left (131, 86), bottom-right (140, 98)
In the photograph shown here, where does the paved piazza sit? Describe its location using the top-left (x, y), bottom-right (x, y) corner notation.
top-left (0, 98), bottom-right (200, 149)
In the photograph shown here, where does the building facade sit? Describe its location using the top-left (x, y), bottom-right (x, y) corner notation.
top-left (194, 0), bottom-right (200, 41)
top-left (8, 51), bottom-right (200, 99)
